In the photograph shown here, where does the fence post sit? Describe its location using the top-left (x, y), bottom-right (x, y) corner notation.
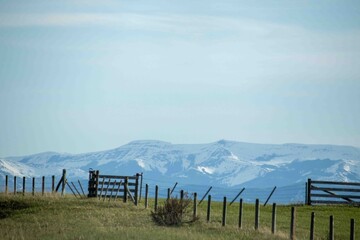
top-left (271, 203), bottom-right (276, 234)
top-left (170, 182), bottom-right (178, 195)
top-left (14, 176), bottom-right (17, 195)
top-left (88, 170), bottom-right (93, 197)
top-left (193, 192), bottom-right (197, 220)
top-left (307, 178), bottom-right (311, 205)
top-left (78, 180), bottom-right (86, 197)
top-left (329, 215), bottom-right (334, 240)
top-left (310, 212), bottom-right (315, 240)
top-left (124, 177), bottom-right (128, 203)
top-left (167, 188), bottom-right (171, 200)
top-left (290, 207), bottom-right (296, 240)
top-left (350, 219), bottom-right (355, 240)
top-left (52, 176), bottom-right (55, 193)
top-left (66, 181), bottom-right (78, 198)
top-left (222, 197), bottom-right (227, 227)
top-left (134, 173), bottom-right (139, 206)
top-left (207, 195), bottom-right (211, 223)
top-left (264, 186), bottom-right (276, 206)
top-left (5, 175), bottom-right (8, 194)
top-left (255, 198), bottom-right (260, 230)
top-left (239, 198), bottom-right (243, 229)
top-left (42, 176), bottom-right (45, 196)
top-left (198, 186), bottom-right (212, 206)
top-left (72, 181), bottom-right (82, 198)
top-left (61, 169), bottom-right (66, 196)
top-left (180, 190), bottom-right (184, 201)
top-left (154, 185), bottom-right (158, 212)
top-left (139, 173), bottom-right (143, 202)
top-left (230, 187), bottom-right (245, 206)
top-left (22, 177), bottom-right (26, 196)
top-left (32, 177), bottom-right (35, 196)
top-left (145, 184), bottom-right (149, 208)
top-left (95, 170), bottom-right (99, 197)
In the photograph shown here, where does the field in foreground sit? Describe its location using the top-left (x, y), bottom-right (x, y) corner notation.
top-left (0, 194), bottom-right (359, 240)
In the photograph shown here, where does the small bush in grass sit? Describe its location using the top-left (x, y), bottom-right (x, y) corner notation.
top-left (151, 193), bottom-right (198, 226)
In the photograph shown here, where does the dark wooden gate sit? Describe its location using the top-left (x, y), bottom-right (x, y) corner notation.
top-left (306, 178), bottom-right (360, 205)
top-left (88, 170), bottom-right (142, 205)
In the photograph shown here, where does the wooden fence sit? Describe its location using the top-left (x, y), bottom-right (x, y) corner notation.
top-left (88, 170), bottom-right (142, 205)
top-left (306, 179), bottom-right (360, 205)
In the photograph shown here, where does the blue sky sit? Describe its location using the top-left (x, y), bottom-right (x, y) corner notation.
top-left (1, 0), bottom-right (360, 156)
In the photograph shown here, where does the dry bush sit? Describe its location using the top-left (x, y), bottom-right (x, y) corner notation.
top-left (151, 193), bottom-right (198, 226)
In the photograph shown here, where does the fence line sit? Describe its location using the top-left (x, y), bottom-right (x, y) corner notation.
top-left (1, 173), bottom-right (359, 239)
top-left (2, 174), bottom-right (358, 207)
top-left (0, 170), bottom-right (70, 196)
top-left (138, 181), bottom-right (359, 239)
top-left (142, 177), bottom-right (305, 204)
top-left (1, 175), bottom-right (63, 195)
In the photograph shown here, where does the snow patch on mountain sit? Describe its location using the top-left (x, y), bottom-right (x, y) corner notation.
top-left (0, 159), bottom-right (34, 177)
top-left (197, 166), bottom-right (215, 174)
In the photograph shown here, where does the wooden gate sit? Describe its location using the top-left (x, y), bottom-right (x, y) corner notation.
top-left (88, 170), bottom-right (142, 205)
top-left (306, 178), bottom-right (360, 205)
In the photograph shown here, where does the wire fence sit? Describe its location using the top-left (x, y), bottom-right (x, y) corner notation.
top-left (0, 174), bottom-right (89, 197)
top-left (140, 176), bottom-right (306, 205)
top-left (0, 175), bottom-right (56, 194)
top-left (0, 173), bottom-right (305, 204)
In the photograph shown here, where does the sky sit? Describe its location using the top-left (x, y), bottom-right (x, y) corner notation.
top-left (1, 0), bottom-right (360, 157)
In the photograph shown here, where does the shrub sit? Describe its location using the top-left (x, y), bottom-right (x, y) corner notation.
top-left (151, 193), bottom-right (198, 226)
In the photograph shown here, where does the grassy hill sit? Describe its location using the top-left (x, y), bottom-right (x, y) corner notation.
top-left (0, 194), bottom-right (358, 239)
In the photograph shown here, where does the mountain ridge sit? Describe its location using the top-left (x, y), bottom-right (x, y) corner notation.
top-left (1, 140), bottom-right (360, 189)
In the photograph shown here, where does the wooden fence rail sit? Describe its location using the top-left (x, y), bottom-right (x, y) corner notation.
top-left (307, 179), bottom-right (360, 205)
top-left (87, 170), bottom-right (142, 205)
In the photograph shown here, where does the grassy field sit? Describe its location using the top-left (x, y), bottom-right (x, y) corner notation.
top-left (0, 194), bottom-right (359, 240)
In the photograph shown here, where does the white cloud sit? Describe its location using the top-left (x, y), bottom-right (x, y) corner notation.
top-left (1, 12), bottom-right (359, 85)
top-left (3, 11), bottom-right (359, 47)
top-left (0, 12), bottom-right (316, 70)
top-left (0, 13), bottom-right (119, 27)
top-left (0, 12), bottom-right (298, 37)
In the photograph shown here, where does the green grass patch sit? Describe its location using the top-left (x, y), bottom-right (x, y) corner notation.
top-left (0, 198), bottom-right (33, 219)
top-left (0, 194), bottom-right (358, 239)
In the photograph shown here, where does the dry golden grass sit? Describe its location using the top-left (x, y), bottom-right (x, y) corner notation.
top-left (0, 194), bottom-right (358, 240)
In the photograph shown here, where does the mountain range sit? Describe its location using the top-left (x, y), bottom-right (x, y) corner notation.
top-left (1, 140), bottom-right (360, 190)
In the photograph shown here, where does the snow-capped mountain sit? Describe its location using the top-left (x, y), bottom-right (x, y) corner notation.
top-left (1, 140), bottom-right (360, 189)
